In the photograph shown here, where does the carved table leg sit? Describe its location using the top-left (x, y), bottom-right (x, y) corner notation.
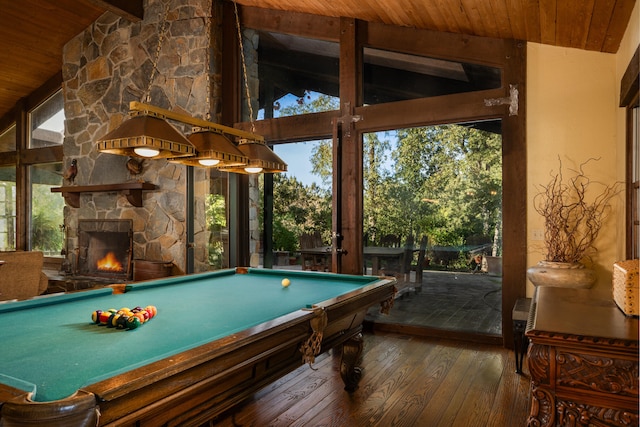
top-left (341, 332), bottom-right (364, 392)
top-left (527, 384), bottom-right (555, 427)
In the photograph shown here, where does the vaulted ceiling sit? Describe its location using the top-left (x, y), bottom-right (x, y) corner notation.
top-left (0, 0), bottom-right (636, 124)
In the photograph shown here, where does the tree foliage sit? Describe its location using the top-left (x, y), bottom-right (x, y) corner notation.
top-left (269, 174), bottom-right (332, 251)
top-left (264, 92), bottom-right (503, 257)
top-left (393, 124), bottom-right (502, 249)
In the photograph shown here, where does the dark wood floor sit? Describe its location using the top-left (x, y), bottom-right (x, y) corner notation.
top-left (213, 331), bottom-right (531, 426)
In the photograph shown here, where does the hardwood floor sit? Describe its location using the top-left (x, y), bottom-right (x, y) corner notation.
top-left (213, 331), bottom-right (531, 426)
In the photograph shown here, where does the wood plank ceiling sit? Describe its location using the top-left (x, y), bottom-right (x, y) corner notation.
top-left (234, 0), bottom-right (637, 53)
top-left (0, 0), bottom-right (636, 124)
top-left (0, 0), bottom-right (142, 123)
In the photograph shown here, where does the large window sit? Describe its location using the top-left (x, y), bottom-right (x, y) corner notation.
top-left (0, 82), bottom-right (65, 254)
top-left (230, 6), bottom-right (526, 344)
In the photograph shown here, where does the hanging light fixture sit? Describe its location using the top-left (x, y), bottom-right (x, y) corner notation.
top-left (169, 127), bottom-right (248, 167)
top-left (96, 110), bottom-right (195, 159)
top-left (220, 0), bottom-right (287, 174)
top-left (96, 0), bottom-right (286, 172)
top-left (219, 138), bottom-right (287, 174)
top-left (96, 0), bottom-right (195, 160)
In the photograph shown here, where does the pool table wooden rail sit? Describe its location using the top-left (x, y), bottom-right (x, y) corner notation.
top-left (0, 273), bottom-right (397, 427)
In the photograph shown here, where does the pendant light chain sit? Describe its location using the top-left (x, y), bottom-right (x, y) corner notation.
top-left (143, 0), bottom-right (172, 104)
top-left (233, 1), bottom-right (255, 133)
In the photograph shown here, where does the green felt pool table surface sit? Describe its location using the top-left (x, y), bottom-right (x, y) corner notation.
top-left (0, 268), bottom-right (386, 403)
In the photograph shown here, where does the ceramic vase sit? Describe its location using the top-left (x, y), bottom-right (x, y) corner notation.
top-left (526, 260), bottom-right (596, 289)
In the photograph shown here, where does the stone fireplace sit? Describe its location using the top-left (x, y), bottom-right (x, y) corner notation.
top-left (59, 0), bottom-right (222, 275)
top-left (77, 219), bottom-right (133, 280)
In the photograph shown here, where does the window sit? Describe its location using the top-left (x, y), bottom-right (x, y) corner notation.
top-left (0, 124), bottom-right (16, 152)
top-left (254, 30), bottom-right (340, 120)
top-left (363, 48), bottom-right (501, 104)
top-left (628, 105), bottom-right (639, 259)
top-left (621, 47), bottom-right (639, 259)
top-left (0, 80), bottom-right (65, 252)
top-left (0, 165), bottom-right (16, 250)
top-left (29, 163), bottom-right (64, 255)
top-left (29, 90), bottom-right (65, 148)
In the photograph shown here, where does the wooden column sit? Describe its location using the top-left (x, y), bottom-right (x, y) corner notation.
top-left (334, 18), bottom-right (363, 275)
top-left (501, 39), bottom-right (527, 350)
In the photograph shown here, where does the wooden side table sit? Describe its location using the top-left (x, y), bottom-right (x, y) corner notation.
top-left (512, 297), bottom-right (531, 374)
top-left (526, 287), bottom-right (639, 427)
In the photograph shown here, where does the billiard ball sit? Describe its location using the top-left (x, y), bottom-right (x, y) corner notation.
top-left (145, 305), bottom-right (157, 318)
top-left (91, 310), bottom-right (102, 324)
top-left (281, 278), bottom-right (290, 287)
top-left (109, 313), bottom-right (120, 327)
top-left (116, 315), bottom-right (129, 329)
top-left (99, 311), bottom-right (112, 325)
top-left (126, 316), bottom-right (142, 330)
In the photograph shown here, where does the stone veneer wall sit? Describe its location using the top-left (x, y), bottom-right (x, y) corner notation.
top-left (242, 29), bottom-right (261, 265)
top-left (61, 0), bottom-right (221, 274)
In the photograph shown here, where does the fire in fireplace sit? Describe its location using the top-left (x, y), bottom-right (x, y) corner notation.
top-left (96, 252), bottom-right (124, 272)
top-left (78, 219), bottom-right (133, 279)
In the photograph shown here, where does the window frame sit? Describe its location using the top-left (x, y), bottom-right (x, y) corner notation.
top-left (620, 46), bottom-right (639, 260)
top-left (224, 5), bottom-right (526, 347)
top-left (0, 72), bottom-right (63, 252)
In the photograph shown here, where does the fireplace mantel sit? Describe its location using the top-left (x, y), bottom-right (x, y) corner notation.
top-left (51, 182), bottom-right (156, 208)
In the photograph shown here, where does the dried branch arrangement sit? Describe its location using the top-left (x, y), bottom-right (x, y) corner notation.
top-left (533, 157), bottom-right (621, 263)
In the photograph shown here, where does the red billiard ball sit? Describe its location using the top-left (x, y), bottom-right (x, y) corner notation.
top-left (99, 311), bottom-right (112, 325)
top-left (145, 306), bottom-right (157, 318)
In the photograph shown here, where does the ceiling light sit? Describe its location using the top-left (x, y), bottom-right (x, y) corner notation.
top-left (220, 139), bottom-right (287, 174)
top-left (169, 127), bottom-right (249, 168)
top-left (134, 147), bottom-right (161, 158)
top-left (96, 111), bottom-right (195, 159)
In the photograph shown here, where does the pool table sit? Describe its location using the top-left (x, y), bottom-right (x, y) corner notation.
top-left (0, 267), bottom-right (396, 426)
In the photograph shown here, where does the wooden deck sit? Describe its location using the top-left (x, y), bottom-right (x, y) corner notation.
top-left (212, 331), bottom-right (531, 426)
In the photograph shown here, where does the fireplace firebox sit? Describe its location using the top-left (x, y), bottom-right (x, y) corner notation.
top-left (77, 219), bottom-right (133, 280)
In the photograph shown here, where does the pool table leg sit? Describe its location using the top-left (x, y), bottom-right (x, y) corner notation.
top-left (340, 332), bottom-right (364, 391)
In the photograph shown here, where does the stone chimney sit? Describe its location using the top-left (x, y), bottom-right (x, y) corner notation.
top-left (60, 0), bottom-right (221, 274)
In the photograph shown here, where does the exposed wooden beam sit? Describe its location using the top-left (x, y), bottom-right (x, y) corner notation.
top-left (83, 0), bottom-right (143, 22)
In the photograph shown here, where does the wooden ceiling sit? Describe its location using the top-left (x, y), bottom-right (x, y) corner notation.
top-left (0, 0), bottom-right (142, 123)
top-left (234, 0), bottom-right (637, 53)
top-left (0, 0), bottom-right (636, 124)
